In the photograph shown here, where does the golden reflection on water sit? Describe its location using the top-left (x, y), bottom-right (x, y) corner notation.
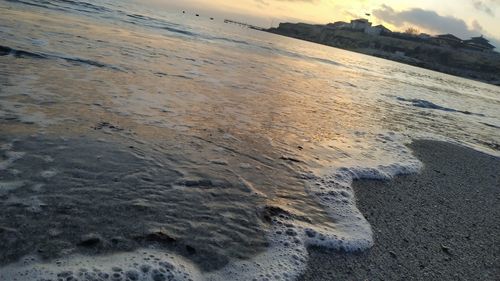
top-left (0, 11), bottom-right (367, 229)
top-left (2, 4), bottom-right (499, 268)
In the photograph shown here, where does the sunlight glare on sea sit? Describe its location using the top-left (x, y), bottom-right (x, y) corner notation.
top-left (0, 0), bottom-right (499, 280)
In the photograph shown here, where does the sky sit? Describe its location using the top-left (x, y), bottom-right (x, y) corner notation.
top-left (144, 0), bottom-right (500, 48)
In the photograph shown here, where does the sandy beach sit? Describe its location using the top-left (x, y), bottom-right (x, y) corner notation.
top-left (301, 140), bottom-right (500, 280)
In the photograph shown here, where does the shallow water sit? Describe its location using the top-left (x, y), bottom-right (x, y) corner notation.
top-left (1, 0), bottom-right (499, 280)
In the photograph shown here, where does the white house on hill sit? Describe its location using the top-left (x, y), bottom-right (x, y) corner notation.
top-left (327, 19), bottom-right (391, 36)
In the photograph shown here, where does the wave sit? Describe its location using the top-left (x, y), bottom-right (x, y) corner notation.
top-left (4, 0), bottom-right (67, 12)
top-left (5, 0), bottom-right (112, 14)
top-left (0, 45), bottom-right (46, 59)
top-left (397, 97), bottom-right (485, 116)
top-left (209, 37), bottom-right (251, 46)
top-left (0, 134), bottom-right (423, 281)
top-left (53, 0), bottom-right (112, 13)
top-left (480, 122), bottom-right (500, 129)
top-left (0, 45), bottom-right (123, 71)
top-left (125, 13), bottom-right (197, 37)
top-left (272, 48), bottom-right (343, 67)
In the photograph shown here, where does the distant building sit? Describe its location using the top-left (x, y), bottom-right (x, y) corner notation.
top-left (326, 21), bottom-right (349, 30)
top-left (463, 36), bottom-right (495, 52)
top-left (350, 18), bottom-right (371, 31)
top-left (365, 24), bottom-right (391, 36)
top-left (418, 33), bottom-right (431, 40)
top-left (432, 34), bottom-right (463, 47)
top-left (323, 19), bottom-right (393, 37)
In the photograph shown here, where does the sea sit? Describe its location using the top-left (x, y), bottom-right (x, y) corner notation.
top-left (0, 0), bottom-right (499, 280)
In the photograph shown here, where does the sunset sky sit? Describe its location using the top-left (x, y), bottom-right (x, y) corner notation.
top-left (144, 0), bottom-right (500, 48)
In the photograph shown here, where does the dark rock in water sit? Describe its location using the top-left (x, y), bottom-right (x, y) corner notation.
top-left (389, 251), bottom-right (397, 258)
top-left (261, 205), bottom-right (291, 223)
top-left (78, 234), bottom-right (102, 247)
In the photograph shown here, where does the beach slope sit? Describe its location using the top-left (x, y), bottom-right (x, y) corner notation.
top-left (301, 140), bottom-right (500, 281)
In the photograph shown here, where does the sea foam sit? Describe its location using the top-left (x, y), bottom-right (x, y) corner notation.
top-left (0, 133), bottom-right (422, 281)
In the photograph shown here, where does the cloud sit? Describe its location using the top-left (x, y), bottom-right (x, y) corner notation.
top-left (254, 0), bottom-right (317, 3)
top-left (254, 0), bottom-right (270, 6)
top-left (473, 1), bottom-right (495, 16)
top-left (373, 5), bottom-right (500, 49)
top-left (253, 0), bottom-right (319, 6)
top-left (471, 19), bottom-right (484, 32)
top-left (373, 5), bottom-right (483, 39)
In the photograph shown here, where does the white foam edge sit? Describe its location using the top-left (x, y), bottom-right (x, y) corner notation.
top-left (304, 159), bottom-right (423, 253)
top-left (0, 248), bottom-right (203, 281)
top-left (0, 137), bottom-right (423, 280)
top-left (0, 222), bottom-right (310, 281)
top-left (0, 160), bottom-right (422, 281)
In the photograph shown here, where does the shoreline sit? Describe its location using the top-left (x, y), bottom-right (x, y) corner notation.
top-left (264, 29), bottom-right (500, 87)
top-left (300, 140), bottom-right (500, 280)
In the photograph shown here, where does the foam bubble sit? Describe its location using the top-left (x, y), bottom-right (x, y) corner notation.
top-left (297, 133), bottom-right (422, 253)
top-left (0, 133), bottom-right (423, 280)
top-left (206, 218), bottom-right (308, 281)
top-left (304, 159), bottom-right (422, 252)
top-left (0, 249), bottom-right (202, 281)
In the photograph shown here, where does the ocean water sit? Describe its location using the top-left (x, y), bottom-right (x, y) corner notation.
top-left (0, 0), bottom-right (499, 280)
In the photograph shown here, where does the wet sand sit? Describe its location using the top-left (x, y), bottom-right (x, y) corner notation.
top-left (300, 140), bottom-right (500, 281)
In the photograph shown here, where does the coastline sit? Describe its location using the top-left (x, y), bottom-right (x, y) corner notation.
top-left (300, 140), bottom-right (500, 280)
top-left (264, 28), bottom-right (500, 87)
